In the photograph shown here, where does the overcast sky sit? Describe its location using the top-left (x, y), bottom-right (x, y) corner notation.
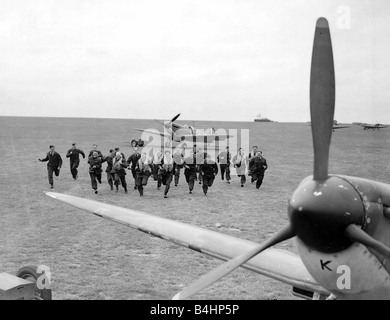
top-left (1, 0), bottom-right (389, 123)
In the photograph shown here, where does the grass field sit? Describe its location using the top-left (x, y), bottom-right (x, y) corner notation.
top-left (1, 116), bottom-right (390, 300)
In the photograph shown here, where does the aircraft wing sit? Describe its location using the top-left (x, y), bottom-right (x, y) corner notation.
top-left (133, 128), bottom-right (171, 138)
top-left (180, 133), bottom-right (233, 141)
top-left (45, 192), bottom-right (329, 298)
top-left (172, 123), bottom-right (185, 131)
top-left (332, 126), bottom-right (349, 130)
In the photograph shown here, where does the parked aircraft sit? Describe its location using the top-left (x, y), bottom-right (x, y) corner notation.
top-left (130, 113), bottom-right (232, 149)
top-left (46, 18), bottom-right (390, 300)
top-left (360, 123), bottom-right (388, 130)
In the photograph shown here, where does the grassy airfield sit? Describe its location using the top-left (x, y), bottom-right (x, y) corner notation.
top-left (1, 116), bottom-right (389, 300)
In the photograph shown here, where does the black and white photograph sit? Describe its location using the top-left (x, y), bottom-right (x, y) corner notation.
top-left (1, 0), bottom-right (390, 303)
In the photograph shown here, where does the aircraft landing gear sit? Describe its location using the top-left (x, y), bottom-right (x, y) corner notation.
top-left (16, 266), bottom-right (52, 300)
top-left (131, 139), bottom-right (145, 147)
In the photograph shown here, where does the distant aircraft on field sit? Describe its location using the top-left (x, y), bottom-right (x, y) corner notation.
top-left (46, 18), bottom-right (390, 300)
top-left (360, 123), bottom-right (388, 130)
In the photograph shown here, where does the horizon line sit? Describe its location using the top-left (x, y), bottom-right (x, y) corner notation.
top-left (0, 114), bottom-right (301, 123)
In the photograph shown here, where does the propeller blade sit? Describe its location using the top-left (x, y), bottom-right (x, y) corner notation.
top-left (172, 224), bottom-right (295, 300)
top-left (345, 224), bottom-right (390, 259)
top-left (171, 113), bottom-right (180, 123)
top-left (163, 114), bottom-right (180, 130)
top-left (310, 17), bottom-right (335, 181)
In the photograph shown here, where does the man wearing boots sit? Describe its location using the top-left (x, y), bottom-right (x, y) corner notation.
top-left (39, 145), bottom-right (62, 189)
top-left (127, 147), bottom-right (141, 189)
top-left (199, 153), bottom-right (218, 195)
top-left (160, 149), bottom-right (176, 198)
top-left (248, 150), bottom-right (268, 189)
top-left (112, 153), bottom-right (128, 193)
top-left (66, 143), bottom-right (85, 180)
top-left (135, 152), bottom-right (152, 196)
top-left (103, 149), bottom-right (116, 190)
top-left (88, 151), bottom-right (103, 194)
top-left (151, 150), bottom-right (163, 190)
top-left (217, 146), bottom-right (231, 184)
top-left (183, 150), bottom-right (197, 194)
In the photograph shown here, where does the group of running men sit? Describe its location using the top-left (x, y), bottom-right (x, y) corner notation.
top-left (39, 143), bottom-right (268, 198)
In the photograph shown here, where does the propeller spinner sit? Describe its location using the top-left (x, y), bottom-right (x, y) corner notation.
top-left (162, 113), bottom-right (180, 140)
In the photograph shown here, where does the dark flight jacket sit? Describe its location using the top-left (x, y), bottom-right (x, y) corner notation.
top-left (127, 153), bottom-right (141, 170)
top-left (88, 156), bottom-right (103, 174)
top-left (41, 151), bottom-right (63, 169)
top-left (249, 157), bottom-right (268, 174)
top-left (199, 160), bottom-right (219, 178)
top-left (111, 159), bottom-right (127, 175)
top-left (103, 154), bottom-right (114, 173)
top-left (66, 148), bottom-right (85, 162)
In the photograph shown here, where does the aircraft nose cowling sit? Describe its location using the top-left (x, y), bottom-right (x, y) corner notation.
top-left (288, 176), bottom-right (365, 253)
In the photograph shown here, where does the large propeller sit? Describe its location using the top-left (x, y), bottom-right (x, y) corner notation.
top-left (153, 113), bottom-right (181, 126)
top-left (172, 17), bottom-right (390, 300)
top-left (310, 17), bottom-right (335, 181)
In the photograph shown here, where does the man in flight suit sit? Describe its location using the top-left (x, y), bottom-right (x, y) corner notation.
top-left (183, 150), bottom-right (197, 194)
top-left (39, 145), bottom-right (63, 189)
top-left (160, 149), bottom-right (176, 198)
top-left (248, 150), bottom-right (268, 189)
top-left (66, 143), bottom-right (85, 180)
top-left (127, 147), bottom-right (141, 189)
top-left (217, 146), bottom-right (231, 184)
top-left (199, 154), bottom-right (218, 195)
top-left (103, 149), bottom-right (116, 190)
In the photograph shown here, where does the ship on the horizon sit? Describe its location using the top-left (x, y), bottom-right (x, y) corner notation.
top-left (254, 113), bottom-right (273, 122)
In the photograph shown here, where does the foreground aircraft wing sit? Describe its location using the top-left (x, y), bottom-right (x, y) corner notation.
top-left (45, 192), bottom-right (329, 298)
top-left (133, 128), bottom-right (171, 138)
